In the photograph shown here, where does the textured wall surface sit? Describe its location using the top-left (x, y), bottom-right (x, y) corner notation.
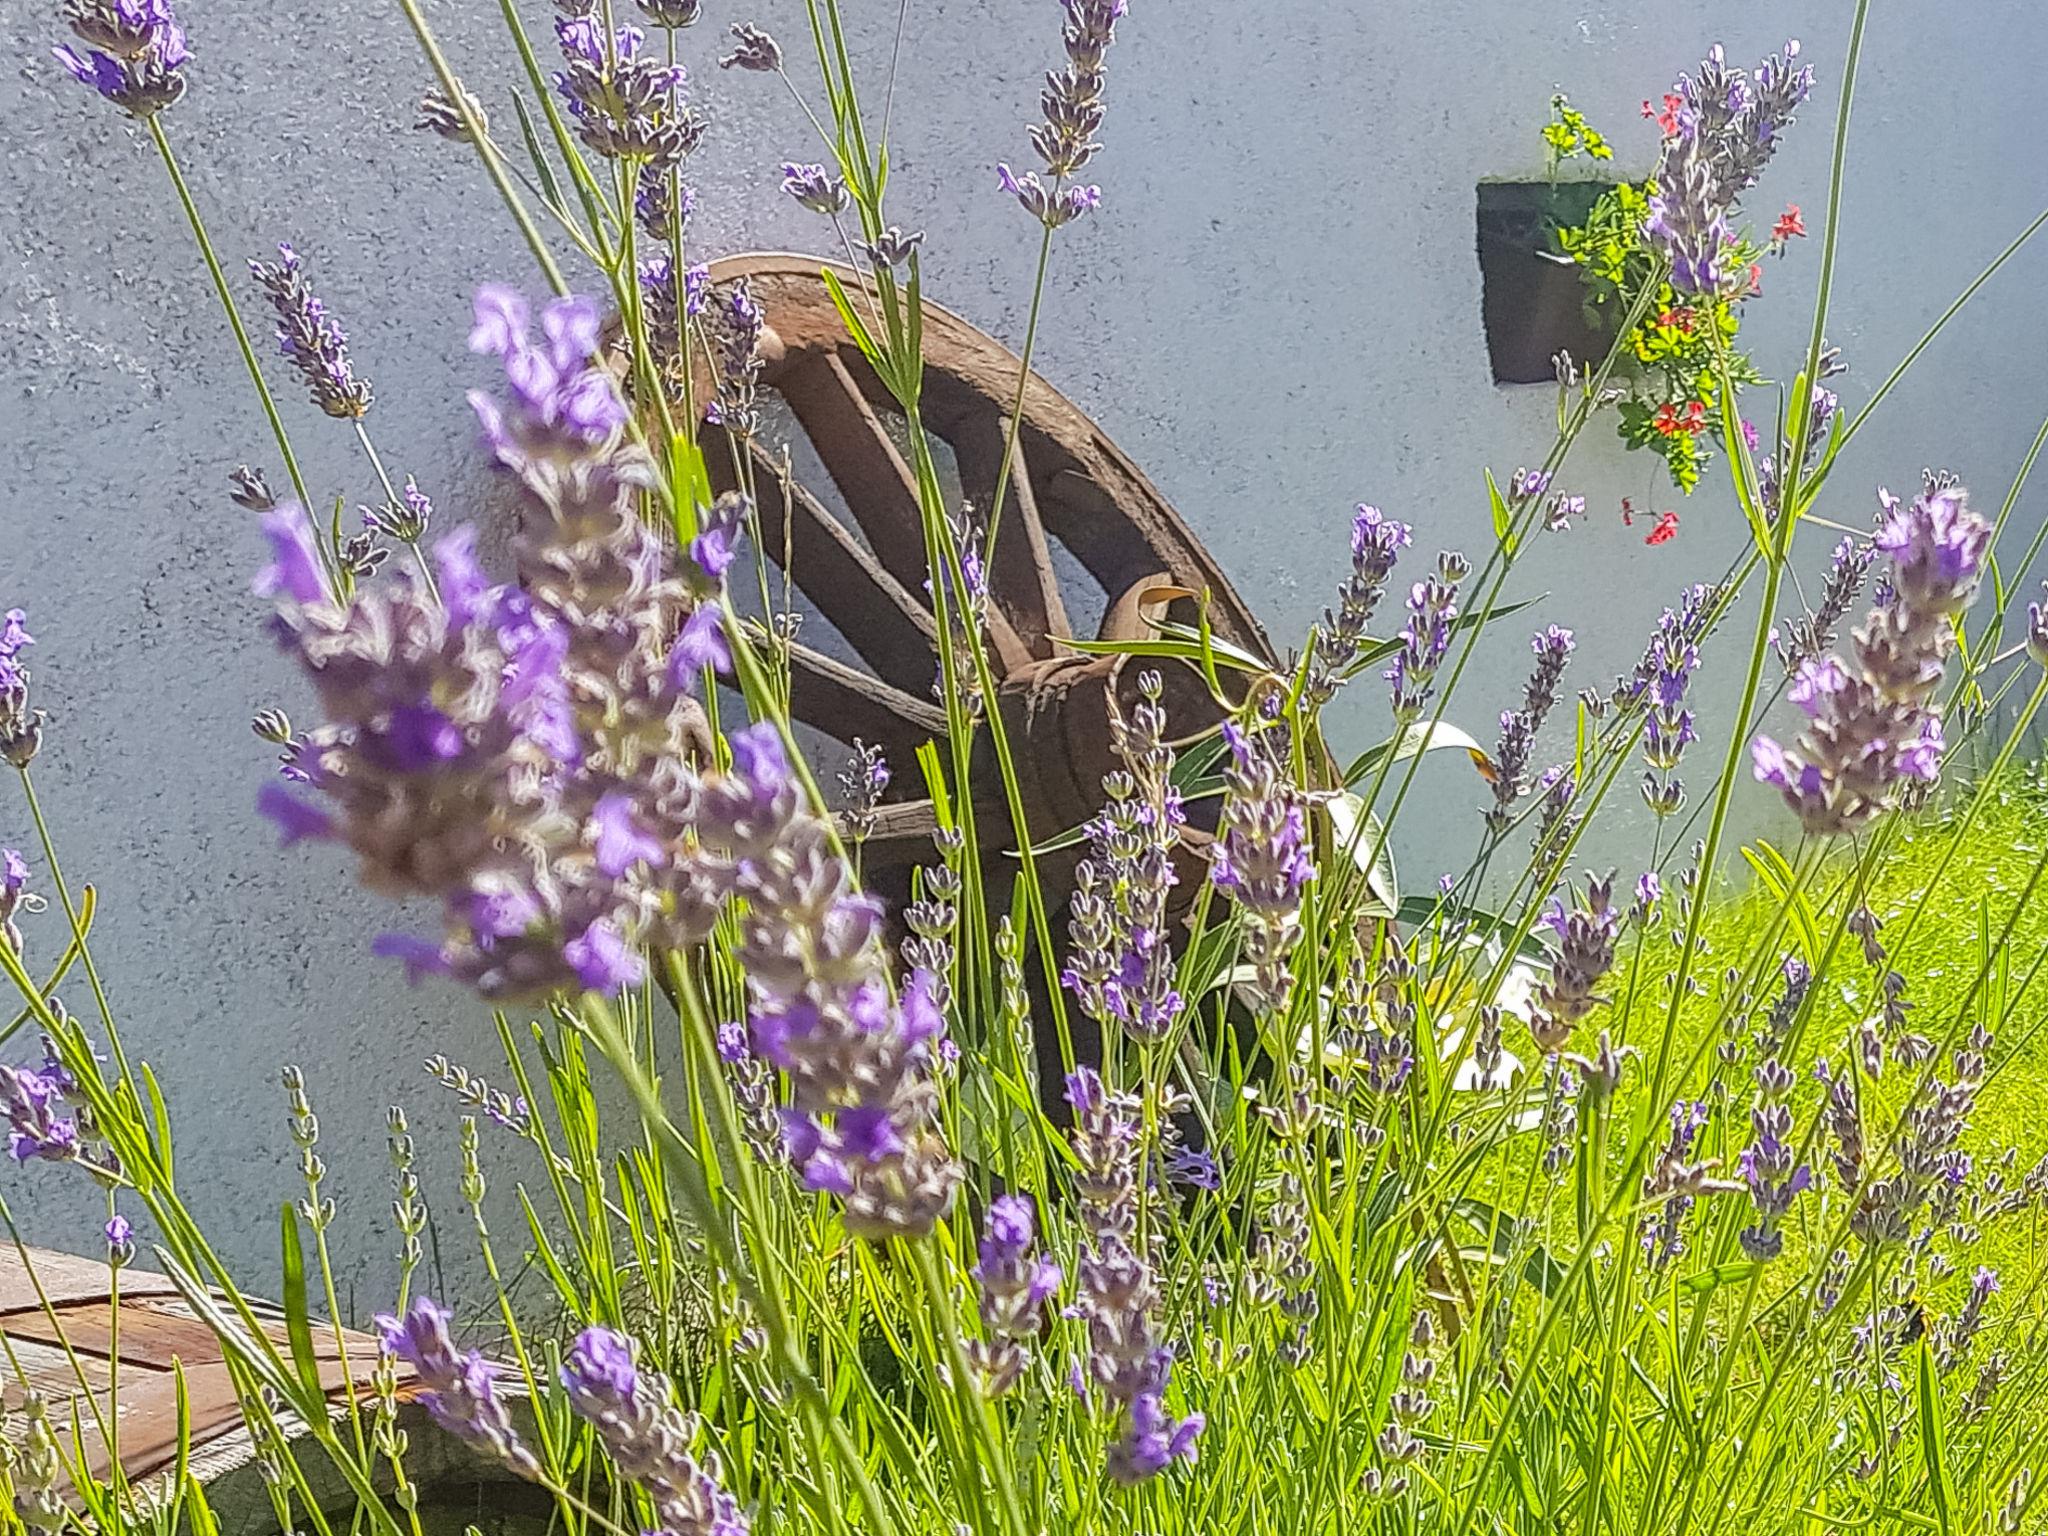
top-left (3, 0), bottom-right (2045, 1300)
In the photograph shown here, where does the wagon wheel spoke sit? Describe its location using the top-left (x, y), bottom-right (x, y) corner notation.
top-left (951, 409), bottom-right (1071, 658)
top-left (711, 436), bottom-right (940, 697)
top-left (783, 640), bottom-right (946, 771)
top-left (850, 798), bottom-right (944, 873)
top-left (776, 348), bottom-right (1033, 671)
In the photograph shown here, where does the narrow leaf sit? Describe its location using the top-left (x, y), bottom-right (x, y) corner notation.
top-left (279, 1205), bottom-right (325, 1402)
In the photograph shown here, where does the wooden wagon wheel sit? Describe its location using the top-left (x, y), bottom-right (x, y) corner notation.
top-left (691, 254), bottom-right (1279, 902)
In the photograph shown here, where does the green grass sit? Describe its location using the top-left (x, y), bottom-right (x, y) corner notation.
top-left (1696, 773), bottom-right (2048, 1288)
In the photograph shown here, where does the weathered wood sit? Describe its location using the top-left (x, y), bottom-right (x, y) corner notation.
top-left (0, 1244), bottom-right (410, 1510)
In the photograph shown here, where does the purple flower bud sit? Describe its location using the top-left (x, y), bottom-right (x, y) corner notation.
top-left (717, 21), bottom-right (781, 71)
top-left (55, 0), bottom-right (187, 117)
top-left (780, 161), bottom-right (850, 215)
top-left (1305, 503), bottom-right (1410, 707)
top-left (249, 244), bottom-right (372, 420)
top-left (1755, 483), bottom-right (1989, 836)
top-left (562, 1325), bottom-right (749, 1532)
top-left (375, 1297), bottom-right (538, 1477)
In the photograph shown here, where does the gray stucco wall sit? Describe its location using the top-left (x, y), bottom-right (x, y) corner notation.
top-left (3, 0), bottom-right (2045, 1303)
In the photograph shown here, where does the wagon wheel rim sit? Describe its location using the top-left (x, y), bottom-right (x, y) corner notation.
top-left (690, 253), bottom-right (1276, 888)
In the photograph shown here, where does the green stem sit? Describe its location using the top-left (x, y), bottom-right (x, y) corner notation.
top-left (147, 121), bottom-right (315, 526)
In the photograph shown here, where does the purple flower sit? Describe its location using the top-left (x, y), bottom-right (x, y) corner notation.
top-left (1385, 553), bottom-right (1469, 721)
top-left (104, 1213), bottom-right (135, 1267)
top-left (1, 1062), bottom-right (81, 1166)
top-left (1212, 722), bottom-right (1313, 1012)
top-left (373, 932), bottom-right (452, 985)
top-left (375, 1297), bottom-right (538, 1477)
top-left (564, 920), bottom-right (645, 995)
top-left (1545, 492), bottom-right (1586, 533)
top-left (248, 245), bottom-right (372, 420)
top-left (996, 164), bottom-right (1103, 228)
top-left (1017, 0), bottom-right (1125, 183)
top-left (364, 477), bottom-right (435, 544)
top-left (968, 1195), bottom-right (1061, 1395)
top-left (257, 781), bottom-right (334, 847)
top-left (1486, 625), bottom-right (1575, 832)
top-left (1064, 673), bottom-right (1187, 1041)
top-left (55, 0), bottom-right (187, 117)
top-left (1106, 1352), bottom-right (1205, 1485)
top-left (1645, 42), bottom-right (1813, 294)
top-left (635, 158), bottom-right (696, 242)
top-left (252, 506), bottom-right (329, 607)
top-left (780, 162), bottom-right (850, 215)
top-left (716, 21), bottom-right (781, 71)
top-left (861, 227), bottom-right (926, 270)
top-left (591, 791), bottom-right (668, 878)
top-left (1754, 482), bottom-right (1989, 835)
top-left (1305, 503), bottom-right (1410, 706)
top-left (0, 610), bottom-right (42, 768)
top-left (562, 1326), bottom-right (749, 1533)
top-left (550, 20), bottom-right (697, 162)
top-left (1532, 872), bottom-right (1621, 1051)
top-left (1778, 535), bottom-right (1875, 676)
top-left (1637, 597), bottom-right (1703, 816)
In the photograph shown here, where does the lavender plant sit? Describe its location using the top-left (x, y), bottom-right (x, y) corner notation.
top-left (8, 6), bottom-right (2048, 1536)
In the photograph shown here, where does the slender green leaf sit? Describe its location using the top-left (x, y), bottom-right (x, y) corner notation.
top-left (1486, 466), bottom-right (1518, 554)
top-left (1916, 1339), bottom-right (1955, 1535)
top-left (822, 266), bottom-right (886, 375)
top-left (278, 1205), bottom-right (324, 1401)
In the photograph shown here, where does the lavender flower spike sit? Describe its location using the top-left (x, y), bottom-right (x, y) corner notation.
top-left (552, 20), bottom-right (696, 163)
top-left (969, 1195), bottom-right (1061, 1397)
top-left (2, 1060), bottom-right (82, 1165)
top-left (1106, 1351), bottom-right (1205, 1485)
top-left (1212, 721), bottom-right (1314, 1013)
top-left (1639, 600), bottom-right (1702, 816)
top-left (1531, 872), bottom-right (1621, 1051)
top-left (1385, 552), bottom-right (1469, 722)
top-left (1305, 503), bottom-right (1410, 707)
top-left (1486, 625), bottom-right (1574, 831)
top-left (562, 1327), bottom-right (749, 1534)
top-left (1754, 481), bottom-right (1990, 835)
top-left (55, 0), bottom-right (188, 118)
top-left (2, 847), bottom-right (46, 957)
top-left (1645, 41), bottom-right (1814, 294)
top-left (0, 608), bottom-right (44, 767)
top-left (249, 245), bottom-right (373, 420)
top-left (375, 1297), bottom-right (539, 1477)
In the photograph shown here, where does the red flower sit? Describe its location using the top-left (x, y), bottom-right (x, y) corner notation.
top-left (1653, 401), bottom-right (1708, 438)
top-left (1649, 92), bottom-right (1686, 138)
top-left (1657, 306), bottom-right (1696, 332)
top-left (1644, 511), bottom-right (1681, 546)
top-left (1773, 204), bottom-right (1806, 244)
top-left (1747, 262), bottom-right (1763, 296)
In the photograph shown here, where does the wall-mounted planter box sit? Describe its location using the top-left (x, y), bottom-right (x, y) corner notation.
top-left (1477, 179), bottom-right (1621, 385)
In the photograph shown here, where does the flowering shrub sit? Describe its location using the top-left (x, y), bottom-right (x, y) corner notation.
top-left (7, 4), bottom-right (2048, 1536)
